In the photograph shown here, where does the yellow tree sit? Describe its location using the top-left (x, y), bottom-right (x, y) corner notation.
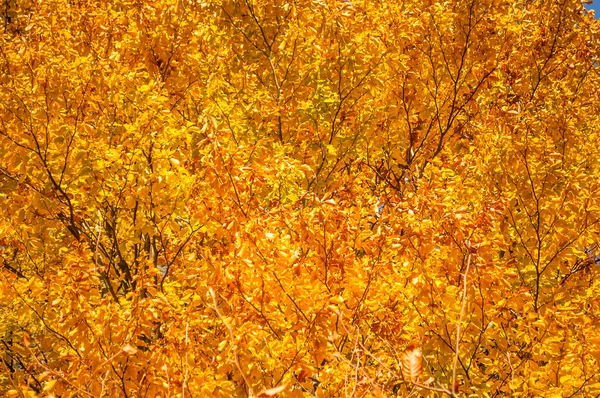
top-left (1, 0), bottom-right (599, 396)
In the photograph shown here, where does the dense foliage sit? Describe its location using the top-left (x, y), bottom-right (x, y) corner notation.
top-left (1, 0), bottom-right (600, 396)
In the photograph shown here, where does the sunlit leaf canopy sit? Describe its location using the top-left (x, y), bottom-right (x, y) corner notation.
top-left (1, 0), bottom-right (599, 396)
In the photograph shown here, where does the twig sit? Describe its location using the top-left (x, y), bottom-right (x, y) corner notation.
top-left (506, 352), bottom-right (514, 383)
top-left (453, 251), bottom-right (472, 396)
top-left (25, 346), bottom-right (100, 397)
top-left (183, 321), bottom-right (189, 398)
top-left (209, 288), bottom-right (253, 397)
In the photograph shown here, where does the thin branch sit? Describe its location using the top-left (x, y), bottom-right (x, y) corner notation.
top-left (209, 288), bottom-right (252, 397)
top-left (453, 250), bottom-right (472, 395)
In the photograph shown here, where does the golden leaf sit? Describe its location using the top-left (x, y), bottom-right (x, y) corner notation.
top-left (43, 379), bottom-right (57, 392)
top-left (0, 0), bottom-right (598, 395)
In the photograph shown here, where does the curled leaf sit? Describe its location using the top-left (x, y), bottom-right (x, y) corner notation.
top-left (257, 384), bottom-right (287, 397)
top-left (122, 344), bottom-right (137, 355)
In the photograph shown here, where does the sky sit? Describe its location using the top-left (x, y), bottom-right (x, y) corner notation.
top-left (586, 1), bottom-right (600, 16)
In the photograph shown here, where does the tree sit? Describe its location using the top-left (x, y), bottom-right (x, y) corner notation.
top-left (1, 0), bottom-right (599, 396)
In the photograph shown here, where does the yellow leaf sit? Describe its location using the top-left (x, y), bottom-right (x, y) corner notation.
top-left (43, 379), bottom-right (57, 392)
top-left (559, 375), bottom-right (572, 384)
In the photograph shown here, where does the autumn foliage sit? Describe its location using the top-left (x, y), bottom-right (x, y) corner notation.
top-left (1, 0), bottom-right (600, 396)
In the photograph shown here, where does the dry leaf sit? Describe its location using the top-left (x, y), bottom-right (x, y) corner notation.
top-left (297, 369), bottom-right (310, 383)
top-left (453, 380), bottom-right (460, 394)
top-left (401, 342), bottom-right (422, 383)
